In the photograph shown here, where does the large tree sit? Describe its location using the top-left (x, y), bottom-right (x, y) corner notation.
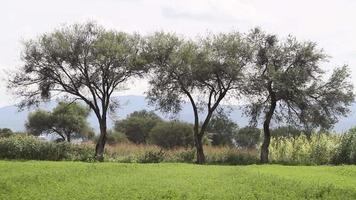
top-left (245, 28), bottom-right (354, 163)
top-left (26, 102), bottom-right (93, 142)
top-left (8, 23), bottom-right (145, 160)
top-left (144, 32), bottom-right (251, 164)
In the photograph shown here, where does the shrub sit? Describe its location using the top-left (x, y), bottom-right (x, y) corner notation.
top-left (137, 149), bottom-right (165, 163)
top-left (148, 121), bottom-right (194, 149)
top-left (105, 130), bottom-right (129, 145)
top-left (332, 128), bottom-right (356, 164)
top-left (0, 135), bottom-right (94, 161)
top-left (269, 133), bottom-right (340, 165)
top-left (205, 147), bottom-right (259, 165)
top-left (0, 128), bottom-right (13, 138)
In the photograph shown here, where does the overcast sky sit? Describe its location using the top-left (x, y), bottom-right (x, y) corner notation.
top-left (0, 0), bottom-right (355, 107)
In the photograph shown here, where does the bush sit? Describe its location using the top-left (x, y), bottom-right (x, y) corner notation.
top-left (0, 128), bottom-right (13, 138)
top-left (269, 133), bottom-right (340, 165)
top-left (332, 128), bottom-right (356, 164)
top-left (105, 130), bottom-right (129, 145)
top-left (148, 121), bottom-right (194, 149)
top-left (0, 135), bottom-right (94, 161)
top-left (137, 149), bottom-right (165, 163)
top-left (205, 147), bottom-right (259, 165)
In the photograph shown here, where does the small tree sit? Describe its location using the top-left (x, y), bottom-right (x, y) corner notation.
top-left (235, 126), bottom-right (261, 148)
top-left (145, 32), bottom-right (251, 163)
top-left (245, 28), bottom-right (354, 163)
top-left (148, 121), bottom-right (194, 149)
top-left (114, 110), bottom-right (162, 144)
top-left (26, 102), bottom-right (93, 142)
top-left (8, 23), bottom-right (145, 160)
top-left (206, 113), bottom-right (239, 146)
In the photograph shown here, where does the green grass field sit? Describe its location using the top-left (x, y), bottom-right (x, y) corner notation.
top-left (0, 161), bottom-right (355, 200)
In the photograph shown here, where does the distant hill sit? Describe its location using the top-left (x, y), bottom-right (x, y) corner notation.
top-left (0, 95), bottom-right (354, 133)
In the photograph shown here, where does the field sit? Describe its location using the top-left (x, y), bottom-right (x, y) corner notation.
top-left (0, 161), bottom-right (355, 200)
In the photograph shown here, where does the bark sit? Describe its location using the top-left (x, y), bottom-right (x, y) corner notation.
top-left (66, 133), bottom-right (71, 143)
top-left (260, 98), bottom-right (277, 164)
top-left (195, 133), bottom-right (205, 164)
top-left (95, 119), bottom-right (107, 162)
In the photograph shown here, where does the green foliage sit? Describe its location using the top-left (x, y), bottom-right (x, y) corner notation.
top-left (26, 102), bottom-right (93, 142)
top-left (332, 128), bottom-right (356, 164)
top-left (0, 128), bottom-right (13, 138)
top-left (235, 126), bottom-right (261, 148)
top-left (0, 135), bottom-right (93, 161)
top-left (206, 113), bottom-right (239, 146)
top-left (269, 133), bottom-right (340, 165)
top-left (105, 130), bottom-right (129, 145)
top-left (172, 149), bottom-right (196, 163)
top-left (148, 121), bottom-right (194, 149)
top-left (137, 149), bottom-right (165, 163)
top-left (2, 161), bottom-right (356, 199)
top-left (271, 126), bottom-right (303, 138)
top-left (115, 110), bottom-right (162, 144)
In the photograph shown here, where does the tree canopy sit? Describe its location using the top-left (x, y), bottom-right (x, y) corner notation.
top-left (26, 102), bottom-right (93, 142)
top-left (114, 110), bottom-right (162, 144)
top-left (244, 28), bottom-right (355, 163)
top-left (9, 22), bottom-right (146, 160)
top-left (144, 32), bottom-right (252, 164)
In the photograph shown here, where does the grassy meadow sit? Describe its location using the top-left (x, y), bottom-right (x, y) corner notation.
top-left (0, 161), bottom-right (355, 200)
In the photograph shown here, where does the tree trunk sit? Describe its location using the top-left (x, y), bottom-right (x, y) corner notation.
top-left (260, 99), bottom-right (276, 164)
top-left (66, 133), bottom-right (71, 143)
top-left (95, 119), bottom-right (107, 162)
top-left (195, 134), bottom-right (205, 164)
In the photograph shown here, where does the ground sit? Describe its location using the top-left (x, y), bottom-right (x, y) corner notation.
top-left (0, 161), bottom-right (355, 200)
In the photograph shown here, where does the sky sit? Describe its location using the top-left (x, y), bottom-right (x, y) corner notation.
top-left (0, 0), bottom-right (355, 107)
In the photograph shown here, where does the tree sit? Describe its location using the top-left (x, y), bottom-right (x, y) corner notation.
top-left (26, 102), bottom-right (93, 142)
top-left (145, 32), bottom-right (251, 163)
top-left (8, 22), bottom-right (145, 160)
top-left (206, 113), bottom-right (239, 146)
top-left (234, 126), bottom-right (261, 148)
top-left (245, 28), bottom-right (354, 163)
top-left (148, 120), bottom-right (194, 149)
top-left (114, 110), bottom-right (162, 144)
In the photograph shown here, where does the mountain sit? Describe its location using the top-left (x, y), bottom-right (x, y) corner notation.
top-left (0, 95), bottom-right (354, 133)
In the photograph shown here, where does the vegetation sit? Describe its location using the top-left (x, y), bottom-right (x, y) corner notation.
top-left (1, 161), bottom-right (356, 200)
top-left (206, 113), bottom-right (239, 146)
top-left (2, 129), bottom-right (356, 166)
top-left (244, 28), bottom-right (354, 163)
top-left (114, 110), bottom-right (162, 144)
top-left (0, 135), bottom-right (93, 161)
top-left (0, 128), bottom-right (13, 138)
top-left (26, 102), bottom-right (93, 142)
top-left (235, 126), bottom-right (261, 148)
top-left (6, 22), bottom-right (355, 165)
top-left (148, 121), bottom-right (194, 149)
top-left (332, 128), bottom-right (356, 164)
top-left (8, 23), bottom-right (147, 161)
top-left (145, 32), bottom-right (251, 164)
